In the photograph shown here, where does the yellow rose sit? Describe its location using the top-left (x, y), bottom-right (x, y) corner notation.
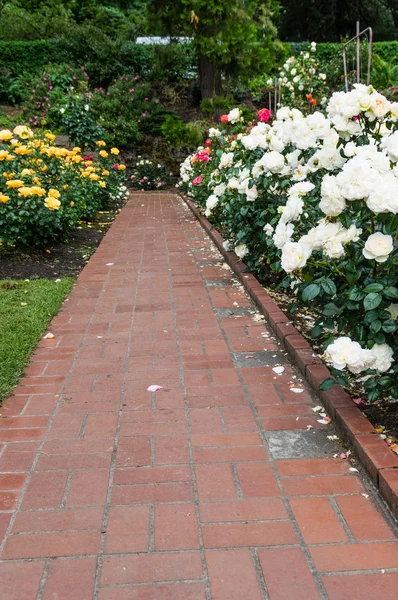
top-left (99, 150), bottom-right (108, 158)
top-left (63, 184), bottom-right (69, 190)
top-left (72, 155), bottom-right (82, 163)
top-left (89, 173), bottom-right (99, 181)
top-left (18, 186), bottom-right (33, 197)
top-left (0, 194), bottom-right (9, 203)
top-left (5, 154), bottom-right (14, 161)
top-left (70, 201), bottom-right (75, 207)
top-left (30, 186), bottom-right (46, 196)
top-left (13, 125), bottom-right (33, 139)
top-left (6, 179), bottom-right (24, 188)
top-left (44, 197), bottom-right (61, 211)
top-left (110, 147), bottom-right (120, 155)
top-left (81, 171), bottom-right (90, 178)
top-left (33, 177), bottom-right (41, 184)
top-left (0, 129), bottom-right (12, 141)
top-left (45, 133), bottom-right (56, 142)
top-left (48, 188), bottom-right (60, 199)
top-left (3, 171), bottom-right (15, 179)
top-left (73, 147), bottom-right (82, 153)
top-left (99, 181), bottom-right (106, 188)
top-left (14, 145), bottom-right (29, 156)
top-left (118, 164), bottom-right (126, 171)
top-left (21, 168), bottom-right (34, 177)
top-left (96, 140), bottom-right (106, 147)
top-left (84, 160), bottom-right (93, 166)
top-left (0, 150), bottom-right (11, 161)
top-left (102, 169), bottom-right (110, 176)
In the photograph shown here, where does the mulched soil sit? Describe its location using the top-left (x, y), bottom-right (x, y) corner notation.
top-left (0, 208), bottom-right (123, 281)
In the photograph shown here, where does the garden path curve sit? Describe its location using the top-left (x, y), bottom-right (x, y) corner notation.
top-left (0, 192), bottom-right (397, 599)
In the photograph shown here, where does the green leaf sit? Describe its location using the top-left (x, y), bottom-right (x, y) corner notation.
top-left (370, 320), bottom-right (382, 333)
top-left (311, 325), bottom-right (323, 338)
top-left (384, 286), bottom-right (398, 299)
top-left (348, 287), bottom-right (365, 301)
top-left (363, 292), bottom-right (382, 311)
top-left (322, 303), bottom-right (339, 316)
top-left (363, 283), bottom-right (384, 293)
top-left (302, 283), bottom-right (321, 302)
top-left (320, 378), bottom-right (335, 391)
top-left (382, 320), bottom-right (397, 333)
top-left (321, 278), bottom-right (337, 295)
top-left (374, 332), bottom-right (386, 344)
top-left (367, 389), bottom-right (380, 403)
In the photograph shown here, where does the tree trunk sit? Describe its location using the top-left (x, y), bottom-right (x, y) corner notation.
top-left (199, 53), bottom-right (222, 100)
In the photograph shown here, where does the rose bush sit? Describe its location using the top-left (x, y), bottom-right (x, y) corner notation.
top-left (0, 127), bottom-right (127, 246)
top-left (179, 90), bottom-right (398, 403)
top-left (130, 158), bottom-right (172, 191)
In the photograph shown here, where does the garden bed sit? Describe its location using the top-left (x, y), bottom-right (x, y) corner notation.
top-left (0, 208), bottom-right (121, 280)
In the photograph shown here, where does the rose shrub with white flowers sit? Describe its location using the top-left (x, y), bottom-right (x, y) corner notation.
top-left (179, 91), bottom-right (398, 403)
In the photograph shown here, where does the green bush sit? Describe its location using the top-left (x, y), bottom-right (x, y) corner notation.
top-left (130, 158), bottom-right (172, 190)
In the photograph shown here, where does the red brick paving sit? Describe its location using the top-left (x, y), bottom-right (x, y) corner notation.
top-left (0, 192), bottom-right (397, 598)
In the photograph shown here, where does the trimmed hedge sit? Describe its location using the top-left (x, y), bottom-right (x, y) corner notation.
top-left (0, 40), bottom-right (72, 74)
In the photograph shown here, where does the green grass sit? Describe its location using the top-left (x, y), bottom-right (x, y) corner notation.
top-left (0, 278), bottom-right (74, 402)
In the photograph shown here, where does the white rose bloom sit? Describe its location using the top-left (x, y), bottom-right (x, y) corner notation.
top-left (323, 240), bottom-right (345, 259)
top-left (227, 177), bottom-right (239, 189)
top-left (386, 304), bottom-right (398, 320)
top-left (223, 240), bottom-right (232, 251)
top-left (220, 152), bottom-right (234, 168)
top-left (368, 343), bottom-right (394, 372)
top-left (366, 173), bottom-right (398, 214)
top-left (368, 93), bottom-right (391, 119)
top-left (246, 185), bottom-right (258, 201)
top-left (276, 107), bottom-right (291, 121)
top-left (319, 174), bottom-right (346, 216)
top-left (362, 232), bottom-right (394, 262)
top-left (319, 73), bottom-right (326, 80)
top-left (390, 102), bottom-right (398, 120)
top-left (268, 135), bottom-right (285, 152)
top-left (213, 183), bottom-right (226, 197)
top-left (263, 223), bottom-right (274, 236)
top-left (241, 133), bottom-right (267, 150)
top-left (291, 68), bottom-right (297, 75)
top-left (60, 107), bottom-right (65, 114)
top-left (228, 108), bottom-right (241, 124)
top-left (206, 194), bottom-right (219, 211)
top-left (263, 151), bottom-right (285, 173)
top-left (273, 222), bottom-right (294, 249)
top-left (209, 127), bottom-right (222, 137)
top-left (235, 242), bottom-right (249, 259)
top-left (288, 181), bottom-right (315, 196)
top-left (383, 130), bottom-right (398, 162)
top-left (280, 195), bottom-right (304, 223)
top-left (281, 241), bottom-right (312, 273)
top-left (336, 156), bottom-right (378, 200)
top-left (325, 337), bottom-right (370, 373)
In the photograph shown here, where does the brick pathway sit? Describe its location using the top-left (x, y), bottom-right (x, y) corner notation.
top-left (0, 192), bottom-right (397, 599)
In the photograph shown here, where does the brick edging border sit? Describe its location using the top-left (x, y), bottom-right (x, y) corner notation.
top-left (181, 194), bottom-right (398, 518)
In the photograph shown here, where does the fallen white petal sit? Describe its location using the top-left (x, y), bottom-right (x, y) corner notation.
top-left (147, 385), bottom-right (163, 392)
top-left (290, 388), bottom-right (304, 394)
top-left (312, 406), bottom-right (323, 412)
top-left (272, 366), bottom-right (285, 374)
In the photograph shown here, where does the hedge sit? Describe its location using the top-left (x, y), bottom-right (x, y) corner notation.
top-left (0, 40), bottom-right (72, 74)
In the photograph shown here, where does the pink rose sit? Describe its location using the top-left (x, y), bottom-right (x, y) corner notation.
top-left (258, 108), bottom-right (271, 123)
top-left (192, 176), bottom-right (203, 186)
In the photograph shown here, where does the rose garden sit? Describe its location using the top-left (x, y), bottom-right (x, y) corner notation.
top-left (0, 2), bottom-right (397, 598)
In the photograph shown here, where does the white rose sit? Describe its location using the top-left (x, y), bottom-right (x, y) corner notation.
top-left (263, 223), bottom-right (274, 236)
top-left (368, 343), bottom-right (394, 373)
top-left (60, 107), bottom-right (65, 114)
top-left (325, 337), bottom-right (369, 373)
top-left (246, 185), bottom-right (258, 201)
top-left (263, 151), bottom-right (285, 173)
top-left (235, 242), bottom-right (249, 259)
top-left (383, 130), bottom-right (398, 162)
top-left (362, 232), bottom-right (394, 262)
top-left (213, 183), bottom-right (226, 197)
top-left (223, 240), bottom-right (232, 251)
top-left (220, 152), bottom-right (234, 168)
top-left (281, 241), bottom-right (311, 273)
top-left (228, 108), bottom-right (241, 124)
top-left (323, 240), bottom-right (345, 259)
top-left (206, 194), bottom-right (219, 211)
top-left (280, 195), bottom-right (304, 223)
top-left (386, 304), bottom-right (398, 320)
top-left (319, 174), bottom-right (346, 217)
top-left (209, 127), bottom-right (221, 137)
top-left (273, 222), bottom-right (294, 249)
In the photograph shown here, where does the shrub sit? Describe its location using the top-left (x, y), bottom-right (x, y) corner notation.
top-left (90, 74), bottom-right (165, 146)
top-left (60, 97), bottom-right (105, 150)
top-left (0, 127), bottom-right (127, 246)
top-left (131, 158), bottom-right (172, 191)
top-left (179, 93), bottom-right (398, 403)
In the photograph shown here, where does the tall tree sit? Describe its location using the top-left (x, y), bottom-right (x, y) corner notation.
top-left (279, 0), bottom-right (398, 42)
top-left (148, 0), bottom-right (281, 99)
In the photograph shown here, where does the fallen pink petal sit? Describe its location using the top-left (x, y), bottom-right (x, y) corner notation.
top-left (147, 385), bottom-right (163, 392)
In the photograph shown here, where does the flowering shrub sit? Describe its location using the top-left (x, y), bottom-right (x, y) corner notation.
top-left (90, 75), bottom-right (164, 147)
top-left (23, 65), bottom-right (90, 130)
top-left (279, 42), bottom-right (328, 112)
top-left (0, 127), bottom-right (127, 246)
top-left (130, 159), bottom-right (172, 191)
top-left (179, 90), bottom-right (398, 403)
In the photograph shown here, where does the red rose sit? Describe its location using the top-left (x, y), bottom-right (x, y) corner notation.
top-left (258, 108), bottom-right (271, 123)
top-left (220, 114), bottom-right (229, 124)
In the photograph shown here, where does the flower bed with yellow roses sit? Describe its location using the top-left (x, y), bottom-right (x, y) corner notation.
top-left (179, 92), bottom-right (398, 409)
top-left (0, 126), bottom-right (128, 247)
